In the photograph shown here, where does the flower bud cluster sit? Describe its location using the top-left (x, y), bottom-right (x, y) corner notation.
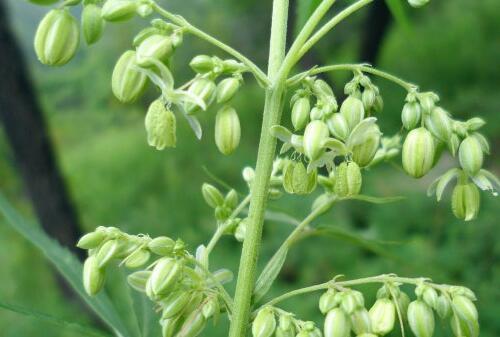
top-left (202, 183), bottom-right (240, 221)
top-left (252, 307), bottom-right (322, 337)
top-left (78, 226), bottom-right (227, 337)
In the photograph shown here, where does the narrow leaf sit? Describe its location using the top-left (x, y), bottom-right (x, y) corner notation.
top-left (344, 194), bottom-right (405, 204)
top-left (254, 245), bottom-right (289, 302)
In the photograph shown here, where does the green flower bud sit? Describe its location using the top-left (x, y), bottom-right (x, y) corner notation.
top-left (418, 92), bottom-right (439, 113)
top-left (215, 106), bottom-right (241, 155)
top-left (351, 308), bottom-right (372, 335)
top-left (408, 0), bottom-right (430, 8)
top-left (408, 300), bottom-right (435, 337)
top-left (402, 101), bottom-right (422, 130)
top-left (34, 9), bottom-right (79, 66)
top-left (148, 236), bottom-right (175, 256)
top-left (216, 77), bottom-right (241, 103)
top-left (252, 307), bottom-right (276, 337)
top-left (160, 317), bottom-right (179, 337)
top-left (341, 290), bottom-right (365, 314)
top-left (127, 270), bottom-right (151, 292)
top-left (326, 113), bottom-right (350, 141)
top-left (160, 291), bottom-right (191, 319)
top-left (340, 96), bottom-right (365, 130)
top-left (136, 34), bottom-right (174, 66)
top-left (303, 120), bottom-right (329, 161)
top-left (112, 50), bottom-right (148, 103)
top-left (101, 0), bottom-right (137, 22)
top-left (201, 183), bottom-right (224, 208)
top-left (124, 249), bottom-right (150, 268)
top-left (309, 106), bottom-right (324, 121)
top-left (77, 230), bottom-right (107, 249)
top-left (82, 4), bottom-right (104, 45)
top-left (185, 78), bottom-right (217, 114)
top-left (369, 298), bottom-right (395, 336)
top-left (402, 127), bottom-right (435, 178)
top-left (202, 297), bottom-right (219, 318)
top-left (190, 55), bottom-right (215, 73)
top-left (224, 189), bottom-right (239, 209)
top-left (451, 182), bottom-right (480, 221)
top-left (222, 59), bottom-right (246, 73)
top-left (313, 79), bottom-right (335, 101)
top-left (178, 309), bottom-right (206, 337)
top-left (362, 88), bottom-right (376, 111)
top-left (465, 117), bottom-right (485, 131)
top-left (459, 136), bottom-right (484, 175)
top-left (427, 107), bottom-right (453, 142)
top-left (334, 162), bottom-right (362, 197)
top-left (279, 314), bottom-right (293, 331)
top-left (136, 4), bottom-right (153, 18)
top-left (351, 125), bottom-right (381, 167)
top-left (150, 257), bottom-right (182, 295)
top-left (283, 161), bottom-right (317, 195)
top-left (145, 99), bottom-right (177, 150)
top-left (275, 327), bottom-right (295, 337)
top-left (422, 286), bottom-right (438, 309)
top-left (436, 295), bottom-right (452, 319)
top-left (452, 296), bottom-right (478, 323)
top-left (397, 292), bottom-right (411, 320)
top-left (291, 97), bottom-right (311, 131)
top-left (83, 256), bottom-right (105, 296)
top-left (450, 313), bottom-right (479, 337)
top-left (324, 308), bottom-right (351, 337)
top-left (95, 239), bottom-right (120, 267)
top-left (448, 286), bottom-right (477, 301)
top-left (234, 219), bottom-right (247, 242)
top-left (319, 289), bottom-right (339, 314)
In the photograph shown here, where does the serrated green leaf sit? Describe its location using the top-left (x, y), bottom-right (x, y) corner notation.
top-left (385, 0), bottom-right (412, 32)
top-left (0, 301), bottom-right (110, 337)
top-left (0, 193), bottom-right (133, 337)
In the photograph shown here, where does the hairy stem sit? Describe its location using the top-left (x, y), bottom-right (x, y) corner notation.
top-left (151, 2), bottom-right (269, 86)
top-left (287, 63), bottom-right (418, 91)
top-left (228, 0), bottom-right (289, 335)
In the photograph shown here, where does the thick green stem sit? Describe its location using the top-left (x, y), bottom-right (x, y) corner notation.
top-left (228, 0), bottom-right (289, 336)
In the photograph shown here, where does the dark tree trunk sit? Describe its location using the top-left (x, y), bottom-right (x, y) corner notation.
top-left (0, 2), bottom-right (84, 258)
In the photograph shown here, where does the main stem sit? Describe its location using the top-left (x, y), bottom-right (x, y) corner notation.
top-left (228, 0), bottom-right (289, 336)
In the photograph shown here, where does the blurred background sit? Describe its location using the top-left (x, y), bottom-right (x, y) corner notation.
top-left (0, 0), bottom-right (498, 336)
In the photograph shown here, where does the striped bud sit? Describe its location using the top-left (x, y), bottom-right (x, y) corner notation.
top-left (202, 297), bottom-right (219, 318)
top-left (186, 78), bottom-right (217, 114)
top-left (351, 308), bottom-right (372, 335)
top-left (145, 99), bottom-right (176, 150)
top-left (408, 0), bottom-right (430, 8)
top-left (459, 136), bottom-right (483, 175)
top-left (334, 162), bottom-right (362, 197)
top-left (451, 182), bottom-right (480, 221)
top-left (452, 295), bottom-right (478, 324)
top-left (422, 286), bottom-right (438, 309)
top-left (160, 291), bottom-right (191, 319)
top-left (82, 4), bottom-right (105, 45)
top-left (408, 300), bottom-right (435, 337)
top-left (419, 92), bottom-right (439, 113)
top-left (124, 249), bottom-right (150, 268)
top-left (303, 120), bottom-right (329, 161)
top-left (160, 317), bottom-right (179, 337)
top-left (426, 107), bottom-right (452, 142)
top-left (369, 298), bottom-right (395, 336)
top-left (450, 314), bottom-right (479, 337)
top-left (362, 88), bottom-right (376, 111)
top-left (136, 34), bottom-right (173, 66)
top-left (190, 55), bottom-right (215, 73)
top-left (215, 106), bottom-right (241, 155)
top-left (324, 308), bottom-right (351, 337)
top-left (340, 96), bottom-right (365, 130)
top-left (252, 307), bottom-right (276, 337)
top-left (112, 50), bottom-right (148, 103)
top-left (201, 183), bottom-right (224, 208)
top-left (292, 97), bottom-right (311, 131)
top-left (127, 270), bottom-right (151, 292)
top-left (150, 257), bottom-right (182, 295)
top-left (352, 125), bottom-right (381, 167)
top-left (101, 0), bottom-right (137, 22)
top-left (402, 127), bottom-right (435, 178)
top-left (77, 230), bottom-right (107, 249)
top-left (95, 239), bottom-right (120, 267)
top-left (402, 102), bottom-right (422, 130)
top-left (279, 314), bottom-right (293, 332)
top-left (225, 189), bottom-right (239, 209)
top-left (397, 292), bottom-right (411, 320)
top-left (319, 289), bottom-right (339, 314)
top-left (216, 77), bottom-right (241, 103)
top-left (148, 236), bottom-right (175, 256)
top-left (341, 290), bottom-right (364, 314)
top-left (34, 9), bottom-right (79, 66)
top-left (326, 113), bottom-right (350, 141)
top-left (436, 295), bottom-right (452, 319)
top-left (83, 256), bottom-right (105, 296)
top-left (234, 219), bottom-right (247, 242)
top-left (178, 309), bottom-right (206, 337)
top-left (283, 161), bottom-right (317, 195)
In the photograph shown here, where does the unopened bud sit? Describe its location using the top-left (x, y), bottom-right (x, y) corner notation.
top-left (161, 291), bottom-right (191, 319)
top-left (418, 92), bottom-right (439, 113)
top-left (95, 239), bottom-right (120, 267)
top-left (82, 4), bottom-right (105, 45)
top-left (369, 298), bottom-right (395, 335)
top-left (136, 34), bottom-right (174, 66)
top-left (319, 289), bottom-right (338, 314)
top-left (150, 257), bottom-right (182, 295)
top-left (145, 99), bottom-right (177, 150)
top-left (324, 308), bottom-right (351, 337)
top-left (215, 106), bottom-right (241, 155)
top-left (351, 125), bottom-right (381, 167)
top-left (77, 230), bottom-right (107, 249)
top-left (190, 55), bottom-right (215, 73)
top-left (303, 120), bottom-right (329, 161)
top-left (334, 162), bottom-right (362, 197)
top-left (341, 290), bottom-right (364, 314)
top-left (127, 270), bottom-right (151, 292)
top-left (178, 309), bottom-right (206, 337)
top-left (452, 295), bottom-right (478, 324)
top-left (340, 96), bottom-right (365, 130)
top-left (402, 102), bottom-right (422, 130)
top-left (148, 236), bottom-right (175, 256)
top-left (252, 307), bottom-right (276, 337)
top-left (459, 136), bottom-right (483, 175)
top-left (112, 50), bottom-right (148, 103)
top-left (351, 308), bottom-right (372, 335)
top-left (451, 182), bottom-right (480, 221)
top-left (83, 256), bottom-right (105, 296)
top-left (427, 107), bottom-right (453, 142)
top-left (326, 113), bottom-right (350, 141)
top-left (202, 297), bottom-right (219, 318)
top-left (362, 88), bottom-right (377, 111)
top-left (201, 183), bottom-right (224, 208)
top-left (283, 161), bottom-right (317, 195)
top-left (216, 76), bottom-right (241, 103)
top-left (402, 127), bottom-right (435, 178)
top-left (225, 189), bottom-right (239, 209)
top-left (408, 300), bottom-right (435, 337)
top-left (436, 295), bottom-right (452, 319)
top-left (34, 9), bottom-right (79, 66)
top-left (124, 249), bottom-right (150, 268)
top-left (234, 219), bottom-right (247, 242)
top-left (101, 0), bottom-right (137, 22)
top-left (185, 78), bottom-right (217, 114)
top-left (291, 97), bottom-right (311, 131)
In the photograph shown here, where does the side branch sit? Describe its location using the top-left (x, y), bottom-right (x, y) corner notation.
top-left (151, 2), bottom-right (270, 86)
top-left (287, 63), bottom-right (418, 91)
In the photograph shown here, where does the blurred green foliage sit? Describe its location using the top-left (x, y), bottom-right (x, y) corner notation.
top-left (0, 0), bottom-right (498, 336)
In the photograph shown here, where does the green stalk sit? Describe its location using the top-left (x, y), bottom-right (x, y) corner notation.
top-left (228, 0), bottom-right (289, 335)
